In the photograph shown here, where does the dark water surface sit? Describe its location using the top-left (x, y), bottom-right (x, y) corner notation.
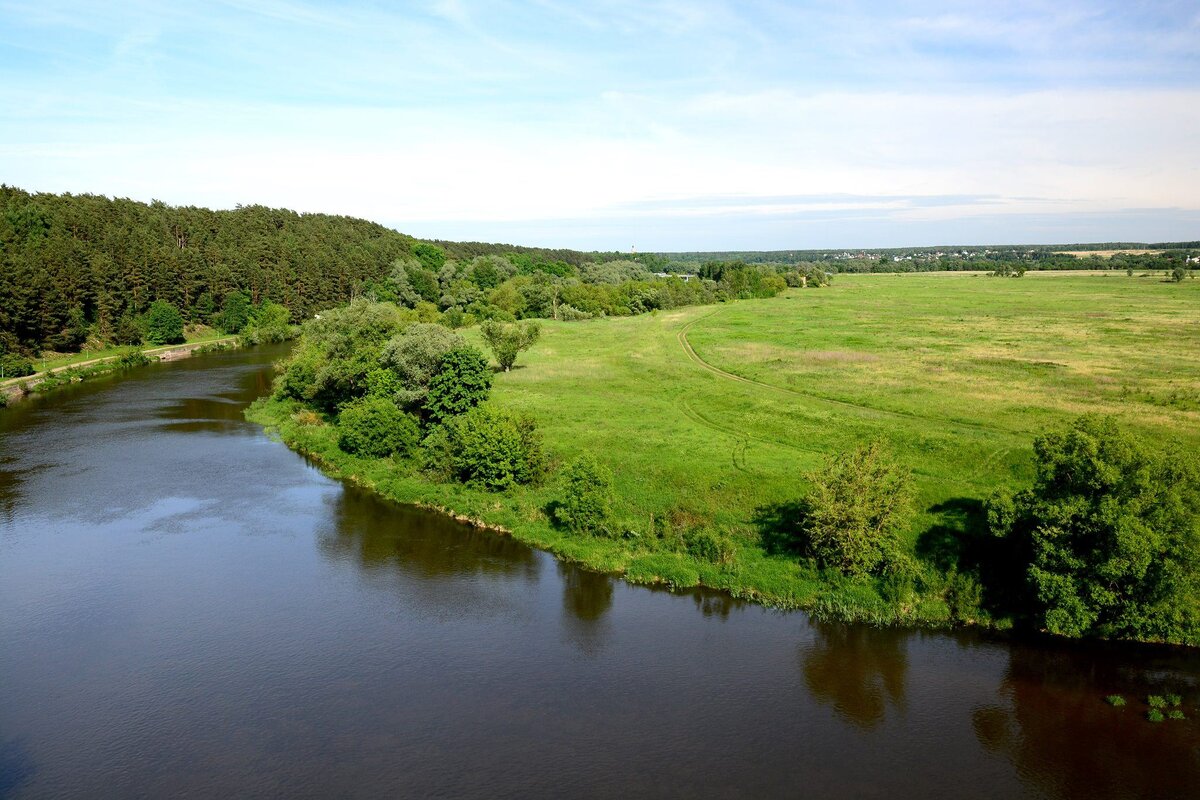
top-left (2, 346), bottom-right (1198, 799)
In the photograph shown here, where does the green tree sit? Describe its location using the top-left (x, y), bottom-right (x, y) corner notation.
top-left (425, 346), bottom-right (492, 423)
top-left (552, 455), bottom-right (615, 535)
top-left (378, 323), bottom-right (465, 412)
top-left (337, 395), bottom-right (421, 458)
top-left (1171, 265), bottom-right (1188, 283)
top-left (217, 290), bottom-right (253, 334)
top-left (112, 313), bottom-right (143, 346)
top-left (794, 442), bottom-right (913, 576)
top-left (144, 300), bottom-right (185, 345)
top-left (275, 299), bottom-right (406, 412)
top-left (479, 320), bottom-right (541, 371)
top-left (432, 404), bottom-right (547, 490)
top-left (987, 415), bottom-right (1200, 643)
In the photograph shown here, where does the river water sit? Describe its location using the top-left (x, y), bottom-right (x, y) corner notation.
top-left (1, 345), bottom-right (1198, 799)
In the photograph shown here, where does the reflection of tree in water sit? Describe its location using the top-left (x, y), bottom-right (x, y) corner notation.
top-left (318, 485), bottom-right (538, 581)
top-left (559, 564), bottom-right (613, 656)
top-left (973, 644), bottom-right (1200, 800)
top-left (800, 621), bottom-right (909, 730)
top-left (0, 464), bottom-right (19, 523)
top-left (690, 589), bottom-right (740, 620)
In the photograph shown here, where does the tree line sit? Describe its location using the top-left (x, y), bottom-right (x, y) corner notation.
top-left (0, 186), bottom-right (826, 362)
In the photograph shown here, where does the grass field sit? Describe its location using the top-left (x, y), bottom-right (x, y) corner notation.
top-left (249, 272), bottom-right (1200, 625)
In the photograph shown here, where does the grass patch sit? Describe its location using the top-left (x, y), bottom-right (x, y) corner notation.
top-left (247, 273), bottom-right (1200, 631)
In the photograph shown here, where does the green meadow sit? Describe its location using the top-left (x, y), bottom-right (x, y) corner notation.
top-left (249, 272), bottom-right (1200, 625)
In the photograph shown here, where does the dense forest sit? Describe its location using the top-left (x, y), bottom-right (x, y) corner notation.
top-left (4, 185), bottom-right (1191, 364)
top-left (0, 186), bottom-right (816, 361)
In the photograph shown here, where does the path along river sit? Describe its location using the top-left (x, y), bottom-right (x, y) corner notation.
top-left (1, 344), bottom-right (1198, 799)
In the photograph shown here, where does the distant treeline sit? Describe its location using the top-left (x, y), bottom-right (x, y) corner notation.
top-left (0, 187), bottom-right (825, 357)
top-left (661, 244), bottom-right (1200, 270)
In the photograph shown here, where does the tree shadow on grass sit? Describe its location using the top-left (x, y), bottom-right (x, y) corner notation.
top-left (916, 497), bottom-right (1027, 621)
top-left (752, 500), bottom-right (810, 556)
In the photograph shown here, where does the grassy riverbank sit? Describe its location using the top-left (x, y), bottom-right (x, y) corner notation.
top-left (247, 272), bottom-right (1200, 627)
top-left (1, 335), bottom-right (238, 400)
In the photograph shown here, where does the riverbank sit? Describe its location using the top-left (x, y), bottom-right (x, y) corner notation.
top-left (1, 336), bottom-right (239, 403)
top-left (247, 273), bottom-right (1200, 638)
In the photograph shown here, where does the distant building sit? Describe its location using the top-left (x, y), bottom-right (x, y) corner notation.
top-left (653, 272), bottom-right (696, 282)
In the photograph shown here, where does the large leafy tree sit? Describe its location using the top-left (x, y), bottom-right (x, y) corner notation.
top-left (144, 300), bottom-right (185, 345)
top-left (479, 320), bottom-right (541, 372)
top-left (425, 346), bottom-right (492, 423)
top-left (987, 415), bottom-right (1200, 643)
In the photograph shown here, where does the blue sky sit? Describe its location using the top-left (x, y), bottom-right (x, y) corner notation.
top-left (1, 1), bottom-right (1198, 250)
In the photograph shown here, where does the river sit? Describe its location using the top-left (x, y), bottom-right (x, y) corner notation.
top-left (1, 345), bottom-right (1198, 799)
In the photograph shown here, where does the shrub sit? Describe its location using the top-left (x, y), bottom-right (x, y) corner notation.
top-left (553, 455), bottom-right (615, 535)
top-left (1168, 709), bottom-right (1186, 720)
top-left (379, 323), bottom-right (465, 411)
top-left (1105, 695), bottom-right (1126, 707)
top-left (1148, 695), bottom-right (1167, 709)
top-left (684, 529), bottom-right (734, 564)
top-left (439, 404), bottom-right (547, 490)
top-left (986, 415), bottom-right (1200, 643)
top-left (240, 300), bottom-right (295, 344)
top-left (1147, 709), bottom-right (1165, 723)
top-left (117, 349), bottom-right (151, 368)
top-left (479, 320), bottom-right (541, 372)
top-left (793, 441), bottom-right (914, 577)
top-left (336, 396), bottom-right (421, 458)
top-left (0, 352), bottom-right (34, 379)
top-left (144, 300), bottom-right (185, 345)
top-left (425, 346), bottom-right (492, 423)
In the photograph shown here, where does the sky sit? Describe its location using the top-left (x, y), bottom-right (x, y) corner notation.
top-left (1, 0), bottom-right (1198, 251)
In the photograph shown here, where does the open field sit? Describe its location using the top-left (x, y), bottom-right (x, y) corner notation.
top-left (1059, 249), bottom-right (1167, 258)
top-left (249, 272), bottom-right (1200, 624)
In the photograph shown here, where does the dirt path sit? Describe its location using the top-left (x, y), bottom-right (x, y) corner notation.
top-left (675, 309), bottom-right (1005, 435)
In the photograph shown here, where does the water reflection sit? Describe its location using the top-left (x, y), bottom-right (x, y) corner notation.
top-left (800, 621), bottom-right (909, 730)
top-left (974, 644), bottom-right (1200, 799)
top-left (318, 484), bottom-right (539, 581)
top-left (559, 564), bottom-right (613, 655)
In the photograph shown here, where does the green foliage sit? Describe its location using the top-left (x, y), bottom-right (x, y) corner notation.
top-left (1148, 695), bottom-right (1166, 708)
top-left (436, 404), bottom-right (547, 491)
top-left (1147, 709), bottom-right (1164, 722)
top-left (1167, 694), bottom-right (1182, 706)
top-left (684, 529), bottom-right (734, 564)
top-left (112, 313), bottom-right (143, 345)
top-left (378, 323), bottom-right (465, 411)
top-left (412, 242), bottom-right (446, 273)
top-left (793, 442), bottom-right (914, 577)
top-left (336, 395), bottom-right (421, 458)
top-left (479, 319), bottom-right (541, 371)
top-left (425, 346), bottom-right (492, 423)
top-left (0, 352), bottom-right (33, 378)
top-left (1168, 709), bottom-right (1186, 720)
top-left (987, 415), bottom-right (1200, 643)
top-left (143, 300), bottom-right (185, 345)
top-left (116, 348), bottom-right (151, 368)
top-left (553, 455), bottom-right (615, 535)
top-left (1171, 265), bottom-right (1187, 282)
top-left (275, 299), bottom-right (406, 412)
top-left (239, 300), bottom-right (295, 344)
top-left (217, 291), bottom-right (253, 334)
top-left (1105, 695), bottom-right (1126, 707)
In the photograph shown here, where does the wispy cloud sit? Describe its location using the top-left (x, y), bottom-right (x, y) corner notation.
top-left (0, 0), bottom-right (1197, 248)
